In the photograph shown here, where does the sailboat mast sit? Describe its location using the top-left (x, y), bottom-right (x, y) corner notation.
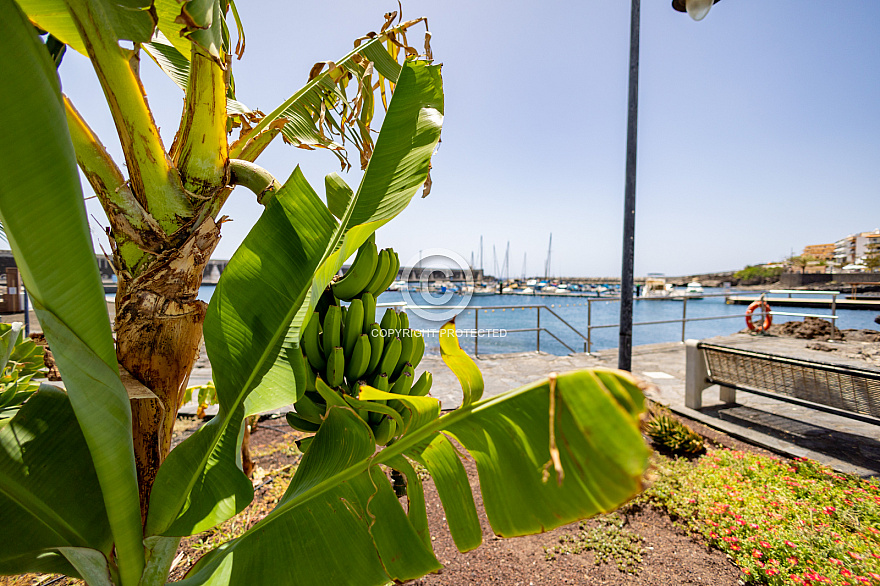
top-left (544, 233), bottom-right (552, 279)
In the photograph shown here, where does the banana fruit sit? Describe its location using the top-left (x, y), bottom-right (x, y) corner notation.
top-left (331, 236), bottom-right (400, 302)
top-left (293, 241), bottom-right (432, 450)
top-left (332, 237), bottom-right (378, 301)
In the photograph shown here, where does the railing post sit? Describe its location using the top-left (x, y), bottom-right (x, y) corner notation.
top-left (681, 296), bottom-right (688, 343)
top-left (474, 309), bottom-right (479, 356)
top-left (587, 299), bottom-right (592, 353)
top-left (23, 286), bottom-right (30, 337)
top-left (831, 293), bottom-right (837, 340)
top-left (536, 306), bottom-right (541, 352)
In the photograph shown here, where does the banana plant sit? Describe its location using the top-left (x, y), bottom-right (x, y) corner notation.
top-left (0, 0), bottom-right (650, 584)
top-left (0, 322), bottom-right (46, 426)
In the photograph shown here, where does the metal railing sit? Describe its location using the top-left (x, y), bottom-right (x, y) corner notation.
top-left (379, 303), bottom-right (589, 355)
top-left (472, 304), bottom-right (590, 355)
top-left (380, 290), bottom-right (840, 356)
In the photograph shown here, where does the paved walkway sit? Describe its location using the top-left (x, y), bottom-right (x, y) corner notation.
top-left (182, 334), bottom-right (880, 477)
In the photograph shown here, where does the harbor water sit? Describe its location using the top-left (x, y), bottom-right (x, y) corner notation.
top-left (197, 286), bottom-right (879, 356)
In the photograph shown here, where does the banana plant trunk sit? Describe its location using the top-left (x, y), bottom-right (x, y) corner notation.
top-left (115, 218), bottom-right (221, 518)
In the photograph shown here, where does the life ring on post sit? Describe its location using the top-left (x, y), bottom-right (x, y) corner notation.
top-left (745, 300), bottom-right (772, 332)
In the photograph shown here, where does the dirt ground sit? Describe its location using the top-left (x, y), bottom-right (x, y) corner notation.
top-left (172, 412), bottom-right (755, 585)
top-left (4, 411), bottom-right (761, 586)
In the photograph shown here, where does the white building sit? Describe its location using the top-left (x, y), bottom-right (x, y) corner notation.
top-left (834, 234), bottom-right (856, 265)
top-left (856, 229), bottom-right (880, 263)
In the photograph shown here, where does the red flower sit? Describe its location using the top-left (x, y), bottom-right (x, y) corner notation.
top-left (785, 541), bottom-right (798, 548)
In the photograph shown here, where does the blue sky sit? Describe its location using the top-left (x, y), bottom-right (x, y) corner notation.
top-left (60, 0), bottom-right (880, 278)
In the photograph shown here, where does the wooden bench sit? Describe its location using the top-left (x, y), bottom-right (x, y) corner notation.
top-left (685, 339), bottom-right (880, 425)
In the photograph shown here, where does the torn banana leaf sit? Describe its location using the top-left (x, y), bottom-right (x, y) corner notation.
top-left (175, 368), bottom-right (648, 586)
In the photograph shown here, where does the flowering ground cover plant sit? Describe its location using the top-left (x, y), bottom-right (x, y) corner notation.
top-left (644, 449), bottom-right (880, 585)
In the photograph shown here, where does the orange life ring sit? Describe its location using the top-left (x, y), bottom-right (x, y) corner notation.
top-left (745, 300), bottom-right (772, 332)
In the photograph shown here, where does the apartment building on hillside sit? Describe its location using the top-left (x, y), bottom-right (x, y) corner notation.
top-left (802, 243), bottom-right (834, 260)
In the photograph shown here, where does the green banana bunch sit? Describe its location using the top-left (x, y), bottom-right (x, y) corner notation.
top-left (293, 243), bottom-right (431, 448)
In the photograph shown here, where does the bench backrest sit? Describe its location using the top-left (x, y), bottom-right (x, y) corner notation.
top-left (699, 343), bottom-right (880, 420)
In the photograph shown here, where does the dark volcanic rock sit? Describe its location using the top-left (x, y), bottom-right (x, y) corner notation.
top-left (753, 317), bottom-right (880, 343)
top-left (840, 329), bottom-right (880, 342)
top-left (776, 316), bottom-right (833, 339)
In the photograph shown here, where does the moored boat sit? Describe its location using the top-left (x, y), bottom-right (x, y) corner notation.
top-left (684, 281), bottom-right (704, 299)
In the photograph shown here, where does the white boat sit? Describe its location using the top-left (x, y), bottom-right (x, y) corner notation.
top-left (641, 275), bottom-right (672, 298)
top-left (684, 281), bottom-right (704, 299)
top-left (519, 287), bottom-right (534, 295)
top-left (388, 279), bottom-right (408, 292)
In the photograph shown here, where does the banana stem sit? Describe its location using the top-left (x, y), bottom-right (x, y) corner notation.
top-left (228, 159), bottom-right (281, 205)
top-left (63, 0), bottom-right (193, 235)
top-left (64, 95), bottom-right (166, 270)
top-left (170, 46), bottom-right (229, 198)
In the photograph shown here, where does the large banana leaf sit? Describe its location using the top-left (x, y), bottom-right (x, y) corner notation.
top-left (0, 387), bottom-right (112, 578)
top-left (145, 59), bottom-right (443, 538)
top-left (162, 0), bottom-right (224, 59)
top-left (0, 5), bottom-right (144, 583)
top-left (16, 0), bottom-right (155, 56)
top-left (175, 368), bottom-right (649, 586)
top-left (18, 0), bottom-right (224, 65)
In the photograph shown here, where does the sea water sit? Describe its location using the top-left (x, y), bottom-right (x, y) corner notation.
top-left (196, 286), bottom-right (878, 356)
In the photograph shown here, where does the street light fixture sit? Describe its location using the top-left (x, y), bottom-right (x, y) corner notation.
top-left (671, 0), bottom-right (722, 21)
top-left (617, 0), bottom-right (718, 371)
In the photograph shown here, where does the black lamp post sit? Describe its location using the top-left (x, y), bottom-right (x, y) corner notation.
top-left (617, 0), bottom-right (721, 372)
